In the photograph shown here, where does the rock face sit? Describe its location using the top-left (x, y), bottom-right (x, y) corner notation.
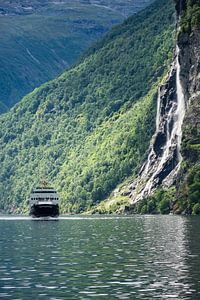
top-left (174, 0), bottom-right (200, 213)
top-left (130, 0), bottom-right (200, 205)
top-left (179, 28), bottom-right (200, 170)
top-left (130, 48), bottom-right (186, 202)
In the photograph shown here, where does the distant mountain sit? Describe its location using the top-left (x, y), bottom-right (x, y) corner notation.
top-left (0, 0), bottom-right (153, 17)
top-left (0, 0), bottom-right (153, 16)
top-left (0, 0), bottom-right (153, 112)
top-left (0, 0), bottom-right (175, 213)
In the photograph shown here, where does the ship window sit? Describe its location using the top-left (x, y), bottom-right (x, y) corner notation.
top-left (33, 191), bottom-right (57, 193)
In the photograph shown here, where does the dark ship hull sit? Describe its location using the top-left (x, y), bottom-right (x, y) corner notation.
top-left (30, 204), bottom-right (59, 218)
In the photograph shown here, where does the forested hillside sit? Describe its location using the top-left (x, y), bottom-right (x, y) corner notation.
top-left (0, 0), bottom-right (175, 213)
top-left (175, 0), bottom-right (200, 214)
top-left (0, 0), bottom-right (153, 112)
top-left (115, 0), bottom-right (200, 216)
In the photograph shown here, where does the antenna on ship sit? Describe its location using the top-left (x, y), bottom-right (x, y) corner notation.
top-left (41, 179), bottom-right (48, 189)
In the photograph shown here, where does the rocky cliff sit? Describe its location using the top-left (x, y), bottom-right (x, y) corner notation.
top-left (128, 0), bottom-right (200, 214)
top-left (129, 49), bottom-right (184, 202)
top-left (176, 0), bottom-right (200, 214)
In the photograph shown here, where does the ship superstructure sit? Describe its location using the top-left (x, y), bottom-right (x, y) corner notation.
top-left (29, 182), bottom-right (59, 217)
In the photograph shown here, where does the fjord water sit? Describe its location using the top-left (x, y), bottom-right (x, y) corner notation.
top-left (0, 216), bottom-right (200, 299)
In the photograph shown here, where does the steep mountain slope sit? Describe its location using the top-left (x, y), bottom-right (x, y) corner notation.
top-left (0, 0), bottom-right (175, 213)
top-left (175, 0), bottom-right (200, 214)
top-left (0, 0), bottom-right (153, 112)
top-left (106, 0), bottom-right (200, 215)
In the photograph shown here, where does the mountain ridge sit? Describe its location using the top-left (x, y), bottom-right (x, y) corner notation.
top-left (0, 0), bottom-right (153, 17)
top-left (0, 0), bottom-right (153, 112)
top-left (99, 0), bottom-right (200, 215)
top-left (0, 0), bottom-right (175, 213)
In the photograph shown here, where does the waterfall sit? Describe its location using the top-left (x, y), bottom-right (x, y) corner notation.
top-left (176, 45), bottom-right (186, 162)
top-left (131, 46), bottom-right (186, 202)
top-left (156, 88), bottom-right (161, 131)
top-left (141, 90), bottom-right (161, 178)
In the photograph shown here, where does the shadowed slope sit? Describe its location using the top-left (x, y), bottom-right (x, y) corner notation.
top-left (0, 0), bottom-right (175, 213)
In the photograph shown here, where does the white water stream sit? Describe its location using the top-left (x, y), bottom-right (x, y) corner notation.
top-left (176, 46), bottom-right (186, 161)
top-left (133, 46), bottom-right (186, 201)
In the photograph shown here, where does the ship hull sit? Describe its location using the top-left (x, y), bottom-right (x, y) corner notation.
top-left (30, 204), bottom-right (59, 218)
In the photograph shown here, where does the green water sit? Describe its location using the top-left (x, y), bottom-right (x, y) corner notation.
top-left (0, 215), bottom-right (199, 299)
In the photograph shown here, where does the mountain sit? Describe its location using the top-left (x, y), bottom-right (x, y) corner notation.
top-left (105, 0), bottom-right (200, 215)
top-left (0, 0), bottom-right (153, 112)
top-left (175, 0), bottom-right (200, 214)
top-left (0, 0), bottom-right (175, 214)
top-left (0, 0), bottom-right (153, 17)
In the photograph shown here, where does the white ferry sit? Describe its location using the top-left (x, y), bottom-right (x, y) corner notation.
top-left (29, 181), bottom-right (59, 218)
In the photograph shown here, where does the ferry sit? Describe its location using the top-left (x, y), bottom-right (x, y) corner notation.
top-left (29, 181), bottom-right (59, 218)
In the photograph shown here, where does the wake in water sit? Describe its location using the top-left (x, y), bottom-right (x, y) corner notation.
top-left (131, 46), bottom-right (186, 202)
top-left (0, 215), bottom-right (133, 221)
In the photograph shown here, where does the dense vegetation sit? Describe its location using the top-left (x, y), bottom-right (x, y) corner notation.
top-left (133, 0), bottom-right (200, 215)
top-left (131, 187), bottom-right (176, 214)
top-left (164, 0), bottom-right (200, 215)
top-left (0, 0), bottom-right (153, 112)
top-left (176, 89), bottom-right (200, 214)
top-left (175, 0), bottom-right (200, 33)
top-left (0, 0), bottom-right (175, 213)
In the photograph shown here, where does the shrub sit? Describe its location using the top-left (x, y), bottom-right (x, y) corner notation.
top-left (158, 198), bottom-right (171, 214)
top-left (192, 203), bottom-right (200, 215)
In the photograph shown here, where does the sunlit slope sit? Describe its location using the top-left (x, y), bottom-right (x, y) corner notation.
top-left (0, 0), bottom-right (175, 213)
top-left (0, 0), bottom-right (153, 111)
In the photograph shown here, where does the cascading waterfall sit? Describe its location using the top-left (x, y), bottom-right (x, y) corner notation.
top-left (156, 88), bottom-right (161, 131)
top-left (131, 45), bottom-right (186, 202)
top-left (176, 46), bottom-right (186, 161)
top-left (141, 89), bottom-right (161, 178)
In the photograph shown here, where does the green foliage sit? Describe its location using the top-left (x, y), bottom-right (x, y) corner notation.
top-left (158, 199), bottom-right (171, 214)
top-left (187, 165), bottom-right (200, 208)
top-left (192, 203), bottom-right (200, 215)
top-left (1, 0), bottom-right (151, 109)
top-left (0, 0), bottom-right (175, 213)
top-left (89, 195), bottom-right (130, 215)
top-left (134, 187), bottom-right (176, 214)
top-left (182, 121), bottom-right (200, 164)
top-left (179, 0), bottom-right (200, 33)
top-left (176, 165), bottom-right (200, 214)
top-left (176, 63), bottom-right (200, 214)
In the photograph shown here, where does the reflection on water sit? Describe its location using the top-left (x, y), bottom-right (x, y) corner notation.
top-left (0, 215), bottom-right (199, 299)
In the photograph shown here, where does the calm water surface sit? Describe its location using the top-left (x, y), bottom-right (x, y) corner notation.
top-left (0, 215), bottom-right (200, 299)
